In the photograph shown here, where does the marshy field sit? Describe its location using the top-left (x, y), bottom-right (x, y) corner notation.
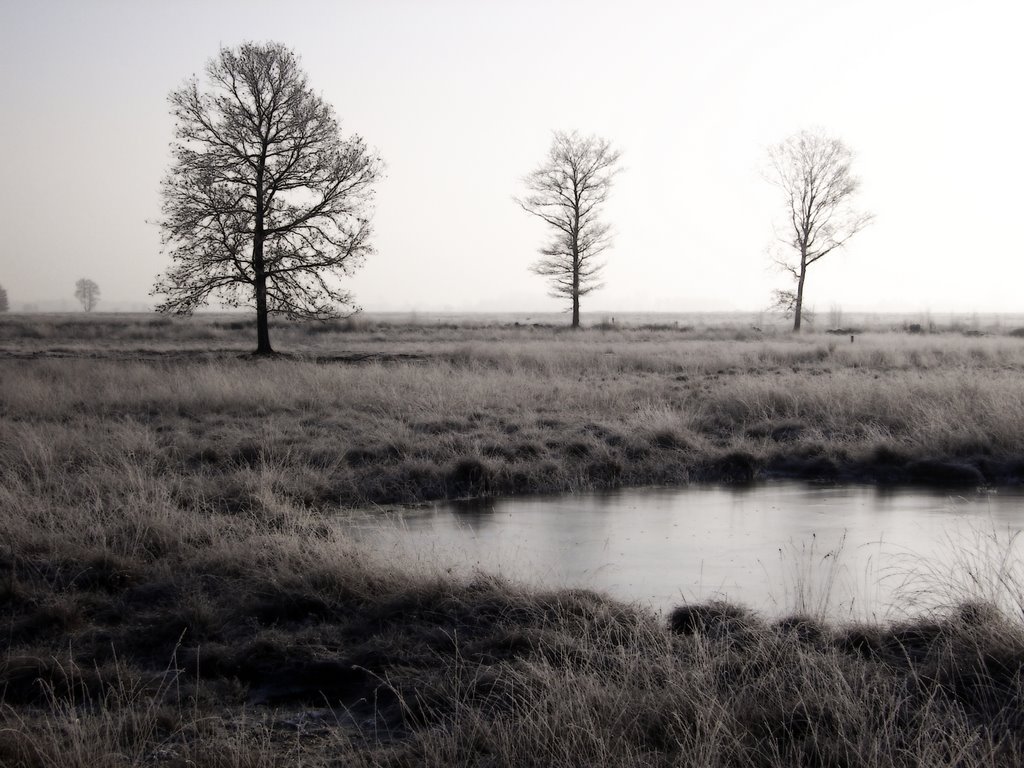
top-left (4, 313), bottom-right (1024, 766)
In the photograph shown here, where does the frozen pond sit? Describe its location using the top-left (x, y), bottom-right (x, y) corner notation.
top-left (347, 483), bottom-right (1024, 620)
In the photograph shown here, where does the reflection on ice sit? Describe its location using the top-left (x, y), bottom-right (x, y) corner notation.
top-left (346, 483), bottom-right (1024, 621)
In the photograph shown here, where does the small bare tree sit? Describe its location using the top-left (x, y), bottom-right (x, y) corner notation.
top-left (516, 131), bottom-right (621, 328)
top-left (0, 285), bottom-right (8, 313)
top-left (74, 278), bottom-right (100, 312)
top-left (153, 42), bottom-right (383, 354)
top-left (766, 129), bottom-right (872, 331)
top-left (828, 303), bottom-right (844, 329)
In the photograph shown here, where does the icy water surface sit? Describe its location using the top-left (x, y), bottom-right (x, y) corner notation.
top-left (347, 483), bottom-right (1024, 620)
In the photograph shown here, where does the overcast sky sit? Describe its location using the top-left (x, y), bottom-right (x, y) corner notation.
top-left (1, 0), bottom-right (1022, 314)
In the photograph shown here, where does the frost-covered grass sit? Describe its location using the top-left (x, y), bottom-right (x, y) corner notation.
top-left (4, 315), bottom-right (1024, 765)
top-left (3, 318), bottom-right (1024, 506)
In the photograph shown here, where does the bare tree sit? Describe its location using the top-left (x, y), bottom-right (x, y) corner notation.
top-left (153, 42), bottom-right (383, 355)
top-left (516, 131), bottom-right (621, 328)
top-left (0, 285), bottom-right (8, 313)
top-left (74, 278), bottom-right (100, 312)
top-left (828, 303), bottom-right (844, 329)
top-left (766, 129), bottom-right (872, 331)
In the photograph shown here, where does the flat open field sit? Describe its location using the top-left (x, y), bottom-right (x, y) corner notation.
top-left (3, 314), bottom-right (1024, 766)
top-left (4, 313), bottom-right (1024, 504)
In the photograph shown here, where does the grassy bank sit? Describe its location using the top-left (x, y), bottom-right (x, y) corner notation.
top-left (4, 315), bottom-right (1024, 765)
top-left (3, 422), bottom-right (1024, 766)
top-left (3, 316), bottom-right (1024, 506)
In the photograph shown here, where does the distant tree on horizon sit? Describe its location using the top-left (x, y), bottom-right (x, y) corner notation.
top-left (152, 41), bottom-right (384, 355)
top-left (766, 129), bottom-right (872, 332)
top-left (516, 131), bottom-right (621, 329)
top-left (74, 278), bottom-right (100, 312)
top-left (0, 284), bottom-right (8, 313)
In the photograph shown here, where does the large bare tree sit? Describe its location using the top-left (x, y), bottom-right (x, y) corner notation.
top-left (516, 131), bottom-right (621, 328)
top-left (153, 42), bottom-right (383, 354)
top-left (74, 278), bottom-right (100, 312)
top-left (766, 129), bottom-right (872, 331)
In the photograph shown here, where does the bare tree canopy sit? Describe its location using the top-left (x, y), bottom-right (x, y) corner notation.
top-left (0, 285), bottom-right (8, 313)
top-left (74, 278), bottom-right (100, 312)
top-left (766, 129), bottom-right (872, 331)
top-left (153, 41), bottom-right (383, 354)
top-left (516, 131), bottom-right (621, 328)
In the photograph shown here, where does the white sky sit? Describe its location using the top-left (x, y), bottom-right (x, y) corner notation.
top-left (1, 0), bottom-right (1022, 314)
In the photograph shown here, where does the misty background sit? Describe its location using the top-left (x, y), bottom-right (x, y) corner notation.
top-left (1, 0), bottom-right (1021, 314)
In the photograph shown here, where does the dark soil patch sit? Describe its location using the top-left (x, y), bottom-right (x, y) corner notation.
top-left (746, 421), bottom-right (805, 442)
top-left (345, 444), bottom-right (404, 467)
top-left (905, 459), bottom-right (985, 488)
top-left (562, 441), bottom-right (592, 458)
top-left (652, 430), bottom-right (689, 450)
top-left (668, 602), bottom-right (758, 639)
top-left (767, 454), bottom-right (839, 481)
top-left (446, 458), bottom-right (493, 497)
top-left (410, 419), bottom-right (465, 435)
top-left (704, 451), bottom-right (759, 483)
top-left (586, 459), bottom-right (624, 484)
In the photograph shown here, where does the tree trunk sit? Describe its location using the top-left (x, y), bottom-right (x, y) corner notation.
top-left (570, 216), bottom-right (581, 328)
top-left (253, 168), bottom-right (273, 355)
top-left (793, 263), bottom-right (806, 332)
top-left (255, 275), bottom-right (273, 354)
top-left (571, 260), bottom-right (580, 329)
top-left (252, 234), bottom-right (273, 355)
